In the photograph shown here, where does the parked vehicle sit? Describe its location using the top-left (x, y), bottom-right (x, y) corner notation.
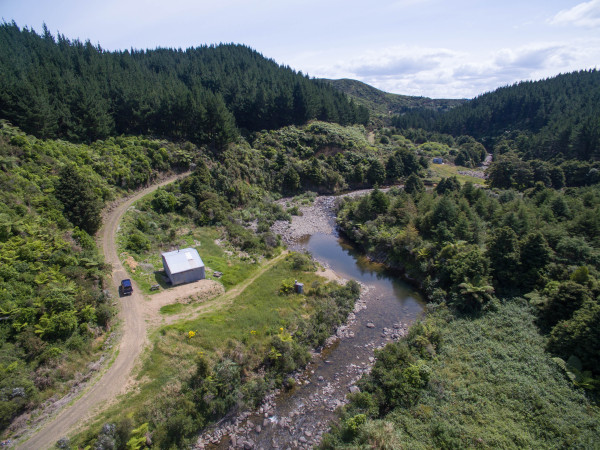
top-left (120, 279), bottom-right (133, 296)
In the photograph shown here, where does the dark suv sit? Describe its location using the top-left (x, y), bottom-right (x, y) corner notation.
top-left (120, 279), bottom-right (133, 296)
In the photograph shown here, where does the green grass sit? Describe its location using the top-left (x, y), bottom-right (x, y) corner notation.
top-left (427, 162), bottom-right (486, 185)
top-left (193, 228), bottom-right (263, 290)
top-left (159, 303), bottom-right (185, 315)
top-left (164, 256), bottom-right (322, 356)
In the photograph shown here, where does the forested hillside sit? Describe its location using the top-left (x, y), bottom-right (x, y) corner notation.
top-left (322, 78), bottom-right (464, 118)
top-left (393, 70), bottom-right (600, 161)
top-left (0, 22), bottom-right (368, 148)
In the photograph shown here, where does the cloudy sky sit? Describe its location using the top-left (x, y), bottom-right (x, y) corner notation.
top-left (2, 0), bottom-right (599, 98)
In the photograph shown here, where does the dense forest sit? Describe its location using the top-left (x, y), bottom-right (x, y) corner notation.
top-left (0, 22), bottom-right (368, 148)
top-left (393, 69), bottom-right (600, 161)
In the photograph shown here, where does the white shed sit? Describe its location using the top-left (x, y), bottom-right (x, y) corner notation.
top-left (161, 248), bottom-right (205, 285)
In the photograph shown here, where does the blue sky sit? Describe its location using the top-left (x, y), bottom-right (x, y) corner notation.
top-left (2, 0), bottom-right (599, 98)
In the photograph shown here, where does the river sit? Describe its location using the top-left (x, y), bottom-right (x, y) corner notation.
top-left (196, 198), bottom-right (424, 449)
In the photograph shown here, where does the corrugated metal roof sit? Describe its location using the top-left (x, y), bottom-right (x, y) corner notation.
top-left (162, 248), bottom-right (204, 274)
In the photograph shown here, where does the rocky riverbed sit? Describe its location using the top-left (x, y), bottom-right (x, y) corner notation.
top-left (194, 287), bottom-right (409, 449)
top-left (194, 191), bottom-right (421, 449)
top-left (272, 188), bottom-right (390, 247)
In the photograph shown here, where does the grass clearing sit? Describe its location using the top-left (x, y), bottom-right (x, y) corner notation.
top-left (158, 256), bottom-right (322, 361)
top-left (427, 163), bottom-right (486, 185)
top-left (118, 212), bottom-right (264, 295)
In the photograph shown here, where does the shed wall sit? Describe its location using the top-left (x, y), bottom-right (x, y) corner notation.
top-left (169, 267), bottom-right (205, 285)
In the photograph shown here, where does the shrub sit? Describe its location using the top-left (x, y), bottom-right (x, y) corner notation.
top-left (126, 231), bottom-right (151, 253)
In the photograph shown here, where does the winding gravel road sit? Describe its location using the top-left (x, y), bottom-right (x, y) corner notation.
top-left (17, 173), bottom-right (189, 450)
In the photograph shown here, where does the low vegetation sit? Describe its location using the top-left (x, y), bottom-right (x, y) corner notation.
top-left (323, 301), bottom-right (600, 448)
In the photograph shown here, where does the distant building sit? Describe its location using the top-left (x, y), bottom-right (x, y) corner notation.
top-left (161, 248), bottom-right (205, 285)
top-left (432, 157), bottom-right (444, 164)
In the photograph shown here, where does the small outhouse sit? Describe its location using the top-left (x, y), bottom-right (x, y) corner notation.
top-left (161, 248), bottom-right (205, 285)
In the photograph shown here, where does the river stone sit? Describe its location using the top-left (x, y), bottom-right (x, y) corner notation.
top-left (349, 385), bottom-right (360, 394)
top-left (366, 322), bottom-right (375, 328)
top-left (255, 425), bottom-right (261, 433)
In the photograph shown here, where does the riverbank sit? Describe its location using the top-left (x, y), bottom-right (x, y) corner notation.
top-left (272, 187), bottom-right (389, 248)
top-left (194, 281), bottom-right (412, 449)
top-left (194, 192), bottom-right (422, 449)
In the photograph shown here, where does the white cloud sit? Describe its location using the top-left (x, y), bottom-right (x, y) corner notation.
top-left (348, 48), bottom-right (456, 77)
top-left (291, 41), bottom-right (600, 99)
top-left (549, 0), bottom-right (600, 27)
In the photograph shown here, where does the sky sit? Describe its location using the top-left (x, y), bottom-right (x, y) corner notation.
top-left (2, 0), bottom-right (599, 98)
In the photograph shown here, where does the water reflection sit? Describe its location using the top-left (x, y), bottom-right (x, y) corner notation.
top-left (300, 233), bottom-right (423, 315)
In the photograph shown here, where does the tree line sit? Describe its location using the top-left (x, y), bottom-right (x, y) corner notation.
top-left (0, 22), bottom-right (368, 149)
top-left (392, 69), bottom-right (600, 161)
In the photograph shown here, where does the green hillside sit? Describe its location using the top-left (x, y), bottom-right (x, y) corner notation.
top-left (393, 69), bottom-right (600, 161)
top-left (0, 22), bottom-right (368, 149)
top-left (1, 20), bottom-right (599, 450)
top-left (322, 78), bottom-right (465, 118)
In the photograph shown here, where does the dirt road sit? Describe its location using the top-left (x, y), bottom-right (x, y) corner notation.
top-left (17, 173), bottom-right (189, 450)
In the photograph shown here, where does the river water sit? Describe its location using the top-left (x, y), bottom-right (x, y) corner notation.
top-left (198, 217), bottom-right (424, 449)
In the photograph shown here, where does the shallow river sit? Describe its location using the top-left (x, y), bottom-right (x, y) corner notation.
top-left (199, 227), bottom-right (424, 449)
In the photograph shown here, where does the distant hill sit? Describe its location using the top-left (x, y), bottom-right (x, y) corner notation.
top-left (321, 78), bottom-right (466, 118)
top-left (393, 69), bottom-right (600, 161)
